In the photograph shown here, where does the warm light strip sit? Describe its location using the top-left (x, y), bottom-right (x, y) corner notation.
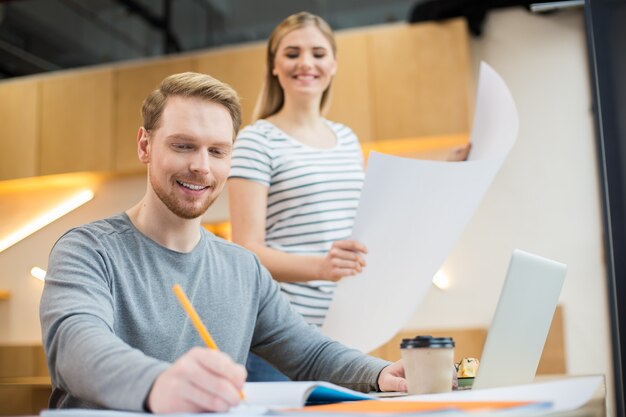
top-left (361, 134), bottom-right (469, 160)
top-left (432, 271), bottom-right (451, 290)
top-left (31, 266), bottom-right (47, 282)
top-left (0, 189), bottom-right (94, 253)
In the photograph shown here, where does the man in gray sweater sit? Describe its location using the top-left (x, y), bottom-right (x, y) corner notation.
top-left (39, 72), bottom-right (406, 413)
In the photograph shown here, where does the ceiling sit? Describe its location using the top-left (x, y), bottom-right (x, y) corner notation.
top-left (0, 0), bottom-right (574, 80)
top-left (0, 0), bottom-right (419, 80)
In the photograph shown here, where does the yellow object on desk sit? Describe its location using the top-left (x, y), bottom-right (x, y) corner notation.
top-left (172, 283), bottom-right (245, 399)
top-left (457, 357), bottom-right (480, 377)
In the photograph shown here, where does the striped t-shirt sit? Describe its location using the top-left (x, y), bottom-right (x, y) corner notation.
top-left (229, 119), bottom-right (364, 326)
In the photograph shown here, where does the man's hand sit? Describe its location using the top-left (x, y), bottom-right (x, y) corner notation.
top-left (378, 360), bottom-right (407, 392)
top-left (147, 347), bottom-right (247, 413)
top-left (318, 240), bottom-right (368, 281)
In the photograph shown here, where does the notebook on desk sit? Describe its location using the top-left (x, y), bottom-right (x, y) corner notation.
top-left (472, 249), bottom-right (566, 390)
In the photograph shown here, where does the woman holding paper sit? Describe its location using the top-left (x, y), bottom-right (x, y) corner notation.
top-left (228, 12), bottom-right (366, 381)
top-left (228, 12), bottom-right (468, 381)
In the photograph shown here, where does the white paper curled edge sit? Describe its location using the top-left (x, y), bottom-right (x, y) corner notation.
top-left (321, 62), bottom-right (519, 353)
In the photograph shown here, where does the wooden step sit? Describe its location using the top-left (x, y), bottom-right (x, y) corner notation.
top-left (0, 376), bottom-right (51, 416)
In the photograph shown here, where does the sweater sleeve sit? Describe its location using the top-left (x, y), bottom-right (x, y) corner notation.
top-left (40, 229), bottom-right (169, 411)
top-left (249, 259), bottom-right (390, 392)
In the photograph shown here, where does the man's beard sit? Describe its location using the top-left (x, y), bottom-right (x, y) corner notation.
top-left (149, 168), bottom-right (218, 219)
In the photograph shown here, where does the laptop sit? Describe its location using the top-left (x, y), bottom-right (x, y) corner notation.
top-left (472, 249), bottom-right (567, 390)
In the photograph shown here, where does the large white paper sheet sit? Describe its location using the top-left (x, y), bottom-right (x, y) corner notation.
top-left (322, 62), bottom-right (519, 353)
top-left (394, 375), bottom-right (603, 414)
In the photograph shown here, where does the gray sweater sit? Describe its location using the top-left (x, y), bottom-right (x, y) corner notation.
top-left (40, 213), bottom-right (388, 411)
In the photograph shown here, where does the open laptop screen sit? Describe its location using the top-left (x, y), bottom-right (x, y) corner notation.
top-left (472, 249), bottom-right (566, 390)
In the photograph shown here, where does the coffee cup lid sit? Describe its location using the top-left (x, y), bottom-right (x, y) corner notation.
top-left (400, 335), bottom-right (455, 348)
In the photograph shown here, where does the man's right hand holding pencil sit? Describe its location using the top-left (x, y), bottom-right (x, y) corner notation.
top-left (146, 284), bottom-right (247, 413)
top-left (146, 347), bottom-right (247, 413)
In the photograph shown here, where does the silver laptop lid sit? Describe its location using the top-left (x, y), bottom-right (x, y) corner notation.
top-left (472, 249), bottom-right (566, 390)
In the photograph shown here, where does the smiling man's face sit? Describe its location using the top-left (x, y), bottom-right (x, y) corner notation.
top-left (139, 95), bottom-right (233, 219)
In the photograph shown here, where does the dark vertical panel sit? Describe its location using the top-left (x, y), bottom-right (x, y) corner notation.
top-left (585, 0), bottom-right (626, 415)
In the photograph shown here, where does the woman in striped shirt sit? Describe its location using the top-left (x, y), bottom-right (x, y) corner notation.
top-left (228, 12), bottom-right (368, 381)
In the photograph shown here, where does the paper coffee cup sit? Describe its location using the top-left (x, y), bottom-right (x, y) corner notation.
top-left (400, 335), bottom-right (455, 395)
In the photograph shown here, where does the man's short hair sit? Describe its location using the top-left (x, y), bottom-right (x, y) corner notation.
top-left (141, 72), bottom-right (242, 139)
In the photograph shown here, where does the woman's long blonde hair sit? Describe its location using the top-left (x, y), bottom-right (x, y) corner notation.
top-left (253, 12), bottom-right (337, 121)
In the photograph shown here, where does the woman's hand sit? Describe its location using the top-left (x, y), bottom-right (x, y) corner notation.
top-left (317, 240), bottom-right (368, 281)
top-left (446, 143), bottom-right (472, 161)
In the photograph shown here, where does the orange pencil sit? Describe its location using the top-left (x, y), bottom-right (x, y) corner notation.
top-left (172, 284), bottom-right (245, 399)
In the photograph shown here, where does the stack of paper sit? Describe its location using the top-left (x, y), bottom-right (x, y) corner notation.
top-left (40, 376), bottom-right (602, 416)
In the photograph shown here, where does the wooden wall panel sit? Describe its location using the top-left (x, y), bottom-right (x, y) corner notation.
top-left (537, 305), bottom-right (566, 374)
top-left (369, 306), bottom-right (566, 375)
top-left (194, 44), bottom-right (265, 126)
top-left (0, 345), bottom-right (50, 415)
top-left (0, 385), bottom-right (51, 416)
top-left (0, 80), bottom-right (39, 180)
top-left (0, 21), bottom-right (473, 181)
top-left (40, 69), bottom-right (114, 175)
top-left (0, 345), bottom-right (48, 378)
top-left (327, 31), bottom-right (373, 142)
top-left (114, 57), bottom-right (195, 172)
top-left (368, 328), bottom-right (487, 365)
top-left (369, 19), bottom-right (472, 140)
